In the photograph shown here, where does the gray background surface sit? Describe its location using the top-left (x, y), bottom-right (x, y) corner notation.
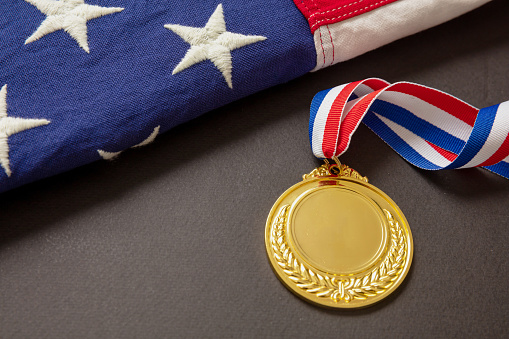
top-left (1, 1), bottom-right (509, 338)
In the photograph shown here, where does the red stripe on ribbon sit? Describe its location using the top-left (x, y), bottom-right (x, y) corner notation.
top-left (321, 81), bottom-right (360, 158)
top-left (389, 83), bottom-right (478, 126)
top-left (336, 89), bottom-right (381, 154)
top-left (427, 141), bottom-right (458, 162)
top-left (479, 132), bottom-right (509, 167)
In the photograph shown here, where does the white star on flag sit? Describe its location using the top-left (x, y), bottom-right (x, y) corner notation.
top-left (24, 0), bottom-right (124, 53)
top-left (0, 85), bottom-right (50, 177)
top-left (164, 4), bottom-right (267, 89)
top-left (97, 125), bottom-right (161, 160)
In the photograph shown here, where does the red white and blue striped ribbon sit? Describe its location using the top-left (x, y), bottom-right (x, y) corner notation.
top-left (309, 78), bottom-right (509, 178)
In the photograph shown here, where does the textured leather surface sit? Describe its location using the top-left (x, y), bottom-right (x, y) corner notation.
top-left (1, 1), bottom-right (508, 337)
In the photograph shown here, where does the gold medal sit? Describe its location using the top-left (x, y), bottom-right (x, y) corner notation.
top-left (265, 161), bottom-right (413, 308)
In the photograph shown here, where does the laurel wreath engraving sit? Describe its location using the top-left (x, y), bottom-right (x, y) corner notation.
top-left (271, 206), bottom-right (407, 303)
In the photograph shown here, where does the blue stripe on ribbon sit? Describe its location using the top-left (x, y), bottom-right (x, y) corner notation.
top-left (371, 100), bottom-right (465, 154)
top-left (445, 104), bottom-right (499, 169)
top-left (363, 112), bottom-right (442, 170)
top-left (485, 161), bottom-right (509, 179)
top-left (309, 88), bottom-right (331, 148)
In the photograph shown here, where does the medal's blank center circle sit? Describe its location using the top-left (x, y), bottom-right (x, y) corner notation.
top-left (290, 187), bottom-right (385, 274)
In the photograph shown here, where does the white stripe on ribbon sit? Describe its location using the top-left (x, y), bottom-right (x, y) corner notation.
top-left (375, 113), bottom-right (451, 168)
top-left (380, 91), bottom-right (472, 142)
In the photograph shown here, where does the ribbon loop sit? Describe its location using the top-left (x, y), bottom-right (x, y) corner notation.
top-left (309, 79), bottom-right (509, 179)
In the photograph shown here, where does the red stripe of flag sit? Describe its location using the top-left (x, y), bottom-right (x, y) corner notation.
top-left (293, 0), bottom-right (399, 34)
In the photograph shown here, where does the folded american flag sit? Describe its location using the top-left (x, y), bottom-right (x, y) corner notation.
top-left (0, 0), bottom-right (490, 192)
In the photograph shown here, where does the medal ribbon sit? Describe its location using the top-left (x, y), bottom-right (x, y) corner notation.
top-left (310, 78), bottom-right (509, 178)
